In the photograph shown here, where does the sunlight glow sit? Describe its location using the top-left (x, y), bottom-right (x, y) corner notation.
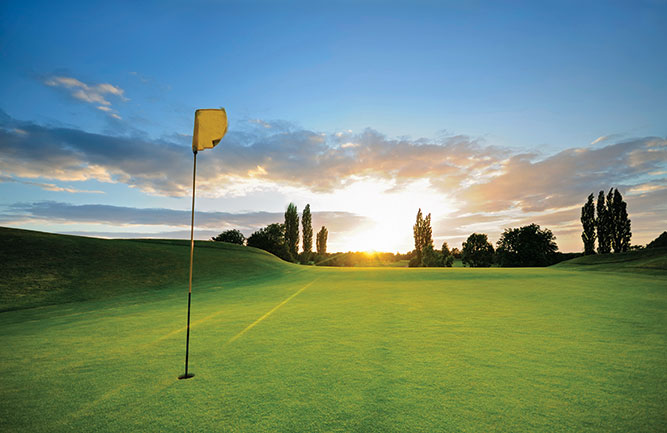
top-left (302, 177), bottom-right (459, 252)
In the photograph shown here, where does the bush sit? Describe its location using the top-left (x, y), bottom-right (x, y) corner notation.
top-left (211, 229), bottom-right (245, 245)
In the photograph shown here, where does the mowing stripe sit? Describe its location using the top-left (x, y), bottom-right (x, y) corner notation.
top-left (227, 278), bottom-right (318, 344)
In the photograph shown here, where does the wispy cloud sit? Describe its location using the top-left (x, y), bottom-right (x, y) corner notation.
top-left (590, 133), bottom-right (623, 145)
top-left (44, 76), bottom-right (127, 119)
top-left (0, 175), bottom-right (104, 194)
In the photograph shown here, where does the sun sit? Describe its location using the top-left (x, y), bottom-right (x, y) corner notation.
top-left (309, 177), bottom-right (457, 252)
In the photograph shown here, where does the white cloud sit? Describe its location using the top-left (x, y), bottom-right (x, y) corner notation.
top-left (0, 175), bottom-right (104, 194)
top-left (44, 75), bottom-right (126, 119)
top-left (591, 135), bottom-right (608, 145)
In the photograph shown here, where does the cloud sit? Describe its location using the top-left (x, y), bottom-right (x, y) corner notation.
top-left (0, 112), bottom-right (505, 198)
top-left (1, 111), bottom-right (665, 252)
top-left (0, 175), bottom-right (104, 194)
top-left (44, 76), bottom-right (126, 119)
top-left (1, 201), bottom-right (370, 241)
top-left (2, 112), bottom-right (664, 212)
top-left (458, 138), bottom-right (667, 214)
top-left (591, 135), bottom-right (609, 145)
top-left (591, 133), bottom-right (623, 145)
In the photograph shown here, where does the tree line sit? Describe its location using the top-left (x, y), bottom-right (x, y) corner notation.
top-left (410, 208), bottom-right (564, 268)
top-left (211, 203), bottom-right (328, 264)
top-left (212, 187), bottom-right (656, 267)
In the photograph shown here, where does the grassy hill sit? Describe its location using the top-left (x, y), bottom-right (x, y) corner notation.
top-left (0, 227), bottom-right (294, 312)
top-left (1, 227), bottom-right (666, 431)
top-left (554, 246), bottom-right (667, 273)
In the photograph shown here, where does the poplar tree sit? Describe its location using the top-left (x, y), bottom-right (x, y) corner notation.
top-left (284, 202), bottom-right (299, 261)
top-left (609, 188), bottom-right (631, 253)
top-left (316, 226), bottom-right (328, 254)
top-left (596, 190), bottom-right (611, 254)
top-left (301, 204), bottom-right (313, 260)
top-left (413, 209), bottom-right (424, 264)
top-left (581, 193), bottom-right (596, 255)
top-left (412, 209), bottom-right (433, 265)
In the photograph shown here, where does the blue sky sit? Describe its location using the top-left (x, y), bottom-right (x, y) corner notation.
top-left (1, 0), bottom-right (665, 252)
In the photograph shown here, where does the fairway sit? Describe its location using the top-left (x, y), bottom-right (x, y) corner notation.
top-left (1, 235), bottom-right (666, 432)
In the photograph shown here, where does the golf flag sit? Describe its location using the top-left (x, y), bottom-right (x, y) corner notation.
top-left (180, 107), bottom-right (228, 380)
top-left (192, 108), bottom-right (228, 152)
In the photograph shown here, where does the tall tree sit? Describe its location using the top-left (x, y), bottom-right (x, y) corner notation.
top-left (596, 190), bottom-right (611, 254)
top-left (461, 233), bottom-right (494, 267)
top-left (581, 193), bottom-right (596, 255)
top-left (412, 208), bottom-right (433, 266)
top-left (413, 209), bottom-right (424, 264)
top-left (284, 202), bottom-right (299, 261)
top-left (301, 204), bottom-right (313, 259)
top-left (316, 226), bottom-right (328, 254)
top-left (423, 213), bottom-right (433, 251)
top-left (609, 188), bottom-right (631, 253)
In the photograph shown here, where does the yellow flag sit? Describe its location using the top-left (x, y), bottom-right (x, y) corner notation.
top-left (192, 108), bottom-right (228, 152)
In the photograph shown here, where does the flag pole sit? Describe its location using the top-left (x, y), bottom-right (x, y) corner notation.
top-left (179, 149), bottom-right (197, 380)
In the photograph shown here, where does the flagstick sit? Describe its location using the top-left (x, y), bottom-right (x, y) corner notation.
top-left (179, 149), bottom-right (197, 380)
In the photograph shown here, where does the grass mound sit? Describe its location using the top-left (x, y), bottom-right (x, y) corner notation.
top-left (0, 227), bottom-right (293, 312)
top-left (554, 246), bottom-right (667, 273)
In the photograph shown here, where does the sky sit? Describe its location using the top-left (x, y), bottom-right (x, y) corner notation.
top-left (0, 0), bottom-right (665, 253)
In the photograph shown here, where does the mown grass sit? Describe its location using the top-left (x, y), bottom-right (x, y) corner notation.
top-left (0, 228), bottom-right (665, 432)
top-left (0, 227), bottom-right (291, 312)
top-left (554, 246), bottom-right (667, 273)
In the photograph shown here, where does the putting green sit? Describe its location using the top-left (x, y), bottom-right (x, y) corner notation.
top-left (0, 229), bottom-right (666, 432)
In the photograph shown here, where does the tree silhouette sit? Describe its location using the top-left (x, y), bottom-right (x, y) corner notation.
top-left (580, 193), bottom-right (596, 255)
top-left (301, 204), bottom-right (313, 261)
top-left (441, 241), bottom-right (454, 267)
top-left (247, 223), bottom-right (290, 261)
top-left (496, 224), bottom-right (558, 267)
top-left (596, 190), bottom-right (611, 254)
top-left (609, 188), bottom-right (631, 253)
top-left (462, 233), bottom-right (494, 267)
top-left (211, 229), bottom-right (245, 245)
top-left (316, 226), bottom-right (328, 255)
top-left (284, 203), bottom-right (299, 261)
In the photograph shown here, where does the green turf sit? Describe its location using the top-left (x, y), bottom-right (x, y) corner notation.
top-left (1, 228), bottom-right (666, 432)
top-left (0, 227), bottom-right (292, 312)
top-left (554, 246), bottom-right (667, 273)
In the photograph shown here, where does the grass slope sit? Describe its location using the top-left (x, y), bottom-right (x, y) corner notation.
top-left (1, 228), bottom-right (666, 432)
top-left (554, 247), bottom-right (667, 273)
top-left (0, 227), bottom-right (293, 312)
